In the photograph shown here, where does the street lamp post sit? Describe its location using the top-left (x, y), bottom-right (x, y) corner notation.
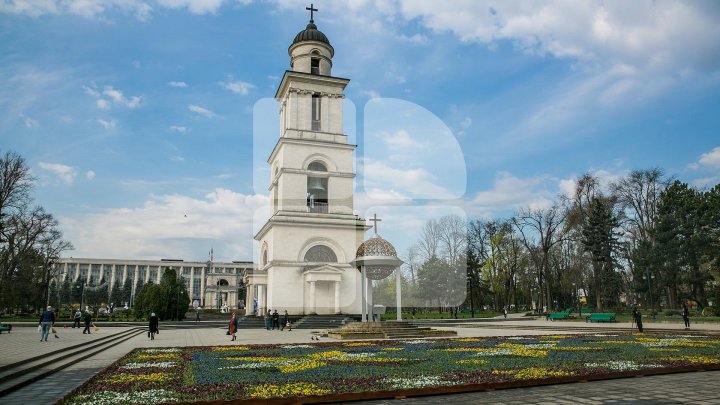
top-left (643, 271), bottom-right (656, 320)
top-left (468, 275), bottom-right (475, 318)
top-left (216, 280), bottom-right (221, 310)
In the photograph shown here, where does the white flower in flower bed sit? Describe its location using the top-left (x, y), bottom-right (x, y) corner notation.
top-left (385, 375), bottom-right (456, 389)
top-left (401, 340), bottom-right (433, 344)
top-left (74, 389), bottom-right (178, 405)
top-left (280, 344), bottom-right (315, 349)
top-left (506, 337), bottom-right (529, 340)
top-left (141, 348), bottom-right (181, 353)
top-left (590, 334), bottom-right (618, 337)
top-left (640, 338), bottom-right (688, 348)
top-left (120, 361), bottom-right (177, 370)
top-left (344, 353), bottom-right (377, 358)
top-left (526, 344), bottom-right (556, 349)
top-left (584, 361), bottom-right (662, 371)
top-left (473, 348), bottom-right (514, 356)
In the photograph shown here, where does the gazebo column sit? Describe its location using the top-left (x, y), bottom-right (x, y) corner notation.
top-left (361, 267), bottom-right (367, 322)
top-left (396, 268), bottom-right (402, 321)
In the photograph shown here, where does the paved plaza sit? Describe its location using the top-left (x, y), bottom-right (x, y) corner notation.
top-left (1, 318), bottom-right (719, 404)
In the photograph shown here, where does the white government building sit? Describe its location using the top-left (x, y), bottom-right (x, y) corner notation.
top-left (55, 10), bottom-right (375, 316)
top-left (54, 258), bottom-right (253, 310)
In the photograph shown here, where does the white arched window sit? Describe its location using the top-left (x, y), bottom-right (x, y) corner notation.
top-left (303, 245), bottom-right (337, 263)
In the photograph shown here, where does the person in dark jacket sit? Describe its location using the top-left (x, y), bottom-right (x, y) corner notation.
top-left (82, 311), bottom-right (92, 334)
top-left (271, 310), bottom-right (280, 330)
top-left (228, 312), bottom-right (240, 341)
top-left (149, 312), bottom-right (159, 340)
top-left (682, 303), bottom-right (690, 329)
top-left (39, 306), bottom-right (55, 342)
top-left (632, 307), bottom-right (643, 333)
top-left (281, 310), bottom-right (291, 331)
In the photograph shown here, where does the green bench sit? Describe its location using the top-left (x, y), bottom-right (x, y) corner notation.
top-left (548, 308), bottom-right (572, 321)
top-left (587, 313), bottom-right (616, 322)
top-left (0, 324), bottom-right (12, 333)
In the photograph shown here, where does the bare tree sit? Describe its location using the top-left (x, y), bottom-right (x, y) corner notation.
top-left (610, 168), bottom-right (670, 244)
top-left (416, 219), bottom-right (440, 261)
top-left (437, 215), bottom-right (467, 266)
top-left (513, 204), bottom-right (567, 312)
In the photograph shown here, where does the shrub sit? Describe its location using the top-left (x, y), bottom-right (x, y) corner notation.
top-left (664, 309), bottom-right (681, 317)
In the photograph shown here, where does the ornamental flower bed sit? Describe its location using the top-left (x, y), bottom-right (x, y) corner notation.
top-left (61, 333), bottom-right (720, 404)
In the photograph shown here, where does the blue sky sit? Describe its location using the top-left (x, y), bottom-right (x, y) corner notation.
top-left (2, 0), bottom-right (719, 262)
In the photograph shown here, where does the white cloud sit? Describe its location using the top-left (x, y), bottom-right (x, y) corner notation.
top-left (38, 162), bottom-right (77, 185)
top-left (24, 118), bottom-right (39, 128)
top-left (459, 117), bottom-right (472, 129)
top-left (220, 79), bottom-right (254, 95)
top-left (85, 84), bottom-right (141, 109)
top-left (169, 125), bottom-right (188, 133)
top-left (0, 0), bottom-right (235, 19)
top-left (86, 170), bottom-right (96, 180)
top-left (168, 81), bottom-right (188, 88)
top-left (380, 129), bottom-right (426, 149)
top-left (696, 146), bottom-right (720, 169)
top-left (97, 119), bottom-right (117, 129)
top-left (188, 104), bottom-right (216, 118)
top-left (59, 189), bottom-right (268, 260)
top-left (363, 159), bottom-right (448, 200)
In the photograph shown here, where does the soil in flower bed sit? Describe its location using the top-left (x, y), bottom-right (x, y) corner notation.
top-left (60, 332), bottom-right (720, 405)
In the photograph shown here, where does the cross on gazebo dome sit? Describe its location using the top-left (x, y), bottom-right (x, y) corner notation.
top-left (368, 213), bottom-right (382, 235)
top-left (306, 3), bottom-right (318, 23)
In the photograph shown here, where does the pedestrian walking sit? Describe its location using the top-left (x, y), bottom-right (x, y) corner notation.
top-left (272, 310), bottom-right (280, 330)
top-left (82, 311), bottom-right (92, 334)
top-left (281, 310), bottom-right (291, 331)
top-left (228, 312), bottom-right (240, 341)
top-left (503, 307), bottom-right (508, 318)
top-left (72, 309), bottom-right (82, 328)
top-left (632, 307), bottom-right (643, 333)
top-left (39, 306), bottom-right (55, 342)
top-left (682, 303), bottom-right (690, 329)
top-left (148, 312), bottom-right (159, 340)
top-left (195, 308), bottom-right (200, 322)
top-left (264, 309), bottom-right (271, 330)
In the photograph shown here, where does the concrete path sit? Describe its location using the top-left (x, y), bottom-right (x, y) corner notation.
top-left (1, 319), bottom-right (718, 404)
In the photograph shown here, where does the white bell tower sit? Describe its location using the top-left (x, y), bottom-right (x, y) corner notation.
top-left (250, 6), bottom-right (368, 315)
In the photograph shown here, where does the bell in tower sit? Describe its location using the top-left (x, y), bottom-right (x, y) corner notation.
top-left (307, 176), bottom-right (328, 213)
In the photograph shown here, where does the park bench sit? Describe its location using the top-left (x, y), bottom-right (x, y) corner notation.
top-left (587, 313), bottom-right (616, 323)
top-left (0, 324), bottom-right (12, 333)
top-left (548, 308), bottom-right (572, 321)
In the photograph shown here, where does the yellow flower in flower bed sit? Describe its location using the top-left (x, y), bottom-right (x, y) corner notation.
top-left (541, 335), bottom-right (571, 340)
top-left (455, 338), bottom-right (482, 342)
top-left (552, 346), bottom-right (604, 351)
top-left (649, 348), bottom-right (680, 352)
top-left (344, 342), bottom-right (372, 347)
top-left (212, 346), bottom-right (249, 351)
top-left (310, 350), bottom-right (347, 360)
top-left (246, 382), bottom-right (331, 399)
top-left (458, 359), bottom-right (487, 365)
top-left (277, 360), bottom-right (326, 373)
top-left (134, 353), bottom-right (179, 361)
top-left (103, 372), bottom-right (170, 383)
top-left (497, 343), bottom-right (548, 357)
top-left (493, 367), bottom-right (573, 380)
top-left (382, 347), bottom-right (405, 351)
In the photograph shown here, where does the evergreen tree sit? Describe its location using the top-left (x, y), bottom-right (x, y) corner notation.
top-left (581, 196), bottom-right (621, 311)
top-left (133, 279), bottom-right (145, 307)
top-left (122, 277), bottom-right (133, 307)
top-left (60, 276), bottom-right (71, 308)
top-left (110, 278), bottom-right (123, 310)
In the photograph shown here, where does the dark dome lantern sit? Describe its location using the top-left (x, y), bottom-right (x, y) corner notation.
top-left (292, 22), bottom-right (332, 47)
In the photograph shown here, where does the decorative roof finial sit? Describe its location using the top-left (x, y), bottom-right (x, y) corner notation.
top-left (368, 213), bottom-right (382, 236)
top-left (306, 3), bottom-right (318, 23)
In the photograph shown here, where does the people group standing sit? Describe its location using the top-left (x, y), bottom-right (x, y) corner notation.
top-left (39, 306), bottom-right (55, 342)
top-left (148, 312), bottom-right (159, 340)
top-left (264, 309), bottom-right (272, 330)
